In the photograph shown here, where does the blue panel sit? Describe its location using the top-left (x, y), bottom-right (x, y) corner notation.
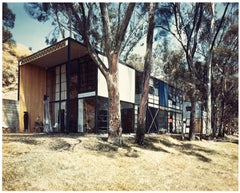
top-left (159, 81), bottom-right (168, 107)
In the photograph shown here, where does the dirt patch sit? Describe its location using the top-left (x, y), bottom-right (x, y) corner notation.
top-left (2, 133), bottom-right (238, 191)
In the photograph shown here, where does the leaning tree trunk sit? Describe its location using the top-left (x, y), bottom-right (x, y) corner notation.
top-left (106, 54), bottom-right (122, 145)
top-left (135, 69), bottom-right (150, 145)
top-left (135, 3), bottom-right (156, 145)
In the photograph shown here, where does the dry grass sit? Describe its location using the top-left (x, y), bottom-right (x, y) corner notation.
top-left (2, 133), bottom-right (238, 191)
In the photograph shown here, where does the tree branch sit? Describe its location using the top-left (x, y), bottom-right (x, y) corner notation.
top-left (210, 3), bottom-right (229, 51)
top-left (191, 3), bottom-right (203, 58)
top-left (100, 3), bottom-right (112, 59)
top-left (70, 3), bottom-right (109, 78)
top-left (115, 3), bottom-right (135, 53)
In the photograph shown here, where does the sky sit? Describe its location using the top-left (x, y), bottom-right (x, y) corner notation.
top-left (7, 2), bottom-right (148, 54)
top-left (5, 1), bottom-right (238, 54)
top-left (8, 3), bottom-right (56, 52)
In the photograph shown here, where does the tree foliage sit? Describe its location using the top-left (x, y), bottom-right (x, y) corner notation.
top-left (23, 2), bottom-right (238, 141)
top-left (24, 2), bottom-right (137, 145)
top-left (2, 3), bottom-right (16, 43)
top-left (24, 3), bottom-right (147, 61)
top-left (155, 3), bottom-right (206, 140)
top-left (126, 53), bottom-right (144, 71)
top-left (211, 3), bottom-right (238, 136)
top-left (156, 2), bottom-right (238, 139)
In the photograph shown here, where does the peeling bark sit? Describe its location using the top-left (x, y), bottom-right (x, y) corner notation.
top-left (106, 55), bottom-right (122, 145)
top-left (70, 3), bottom-right (135, 145)
top-left (135, 3), bottom-right (156, 145)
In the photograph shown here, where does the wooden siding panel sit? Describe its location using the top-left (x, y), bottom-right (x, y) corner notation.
top-left (194, 118), bottom-right (202, 133)
top-left (19, 64), bottom-right (46, 132)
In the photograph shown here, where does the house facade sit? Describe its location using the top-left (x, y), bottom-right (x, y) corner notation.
top-left (135, 73), bottom-right (183, 134)
top-left (18, 38), bottom-right (183, 134)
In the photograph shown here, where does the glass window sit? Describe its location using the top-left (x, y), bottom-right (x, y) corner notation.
top-left (121, 102), bottom-right (134, 133)
top-left (78, 97), bottom-right (95, 133)
top-left (46, 68), bottom-right (56, 101)
top-left (176, 113), bottom-right (182, 133)
top-left (97, 97), bottom-right (108, 133)
top-left (79, 57), bottom-right (97, 93)
top-left (70, 60), bottom-right (79, 99)
top-left (49, 102), bottom-right (66, 133)
top-left (56, 67), bottom-right (60, 83)
top-left (47, 64), bottom-right (66, 102)
top-left (61, 64), bottom-right (66, 100)
top-left (158, 110), bottom-right (168, 133)
top-left (135, 72), bottom-right (143, 94)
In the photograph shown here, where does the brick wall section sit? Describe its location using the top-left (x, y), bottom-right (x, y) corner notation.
top-left (2, 99), bottom-right (19, 132)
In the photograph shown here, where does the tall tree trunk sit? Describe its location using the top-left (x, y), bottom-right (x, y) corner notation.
top-left (189, 95), bottom-right (196, 140)
top-left (218, 72), bottom-right (227, 138)
top-left (135, 67), bottom-right (150, 144)
top-left (207, 3), bottom-right (215, 137)
top-left (135, 3), bottom-right (156, 145)
top-left (218, 100), bottom-right (225, 138)
top-left (207, 51), bottom-right (213, 136)
top-left (107, 54), bottom-right (122, 145)
top-left (72, 3), bottom-right (135, 146)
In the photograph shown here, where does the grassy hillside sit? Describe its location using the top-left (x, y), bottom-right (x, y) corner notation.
top-left (2, 42), bottom-right (31, 98)
top-left (2, 133), bottom-right (238, 191)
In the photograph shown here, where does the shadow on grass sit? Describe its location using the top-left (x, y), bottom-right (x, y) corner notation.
top-left (2, 133), bottom-right (219, 162)
top-left (49, 138), bottom-right (72, 151)
top-left (184, 151), bottom-right (212, 162)
top-left (83, 136), bottom-right (170, 158)
top-left (138, 137), bottom-right (170, 153)
top-left (3, 137), bottom-right (40, 145)
top-left (3, 133), bottom-right (83, 152)
top-left (158, 137), bottom-right (215, 163)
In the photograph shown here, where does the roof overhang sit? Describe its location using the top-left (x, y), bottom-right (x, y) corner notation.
top-left (19, 38), bottom-right (89, 69)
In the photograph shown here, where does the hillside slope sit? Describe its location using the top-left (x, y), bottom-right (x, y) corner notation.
top-left (2, 43), bottom-right (32, 99)
top-left (2, 134), bottom-right (238, 191)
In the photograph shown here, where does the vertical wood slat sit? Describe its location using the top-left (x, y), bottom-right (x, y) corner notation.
top-left (19, 64), bottom-right (46, 132)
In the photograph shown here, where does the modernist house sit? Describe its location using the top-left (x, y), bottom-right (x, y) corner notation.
top-left (138, 74), bottom-right (183, 134)
top-left (18, 37), bottom-right (183, 134)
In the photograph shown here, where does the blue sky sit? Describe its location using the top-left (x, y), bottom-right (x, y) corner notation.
top-left (7, 2), bottom-right (147, 54)
top-left (8, 3), bottom-right (57, 52)
top-left (6, 2), bottom-right (234, 54)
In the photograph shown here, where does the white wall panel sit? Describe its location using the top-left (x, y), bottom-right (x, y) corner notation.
top-left (119, 63), bottom-right (135, 103)
top-left (97, 54), bottom-right (135, 103)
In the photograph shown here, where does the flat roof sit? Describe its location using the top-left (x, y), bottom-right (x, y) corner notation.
top-left (19, 38), bottom-right (88, 68)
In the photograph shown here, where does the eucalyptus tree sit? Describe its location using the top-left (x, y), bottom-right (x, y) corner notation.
top-left (25, 3), bottom-right (136, 145)
top-left (196, 2), bottom-right (232, 138)
top-left (210, 3), bottom-right (238, 137)
top-left (155, 2), bottom-right (234, 140)
top-left (155, 3), bottom-right (206, 140)
top-left (2, 3), bottom-right (15, 43)
top-left (135, 3), bottom-right (157, 145)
